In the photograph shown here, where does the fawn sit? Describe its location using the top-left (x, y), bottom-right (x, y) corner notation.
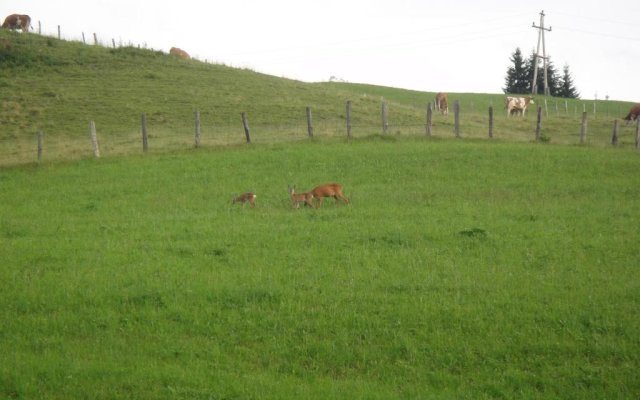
top-left (232, 192), bottom-right (256, 208)
top-left (288, 186), bottom-right (315, 209)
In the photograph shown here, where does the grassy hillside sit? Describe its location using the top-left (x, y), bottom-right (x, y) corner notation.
top-left (1, 30), bottom-right (638, 166)
top-left (1, 138), bottom-right (639, 398)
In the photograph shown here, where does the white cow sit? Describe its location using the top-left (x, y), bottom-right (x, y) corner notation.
top-left (505, 96), bottom-right (535, 117)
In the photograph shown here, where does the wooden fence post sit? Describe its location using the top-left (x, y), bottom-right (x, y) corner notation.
top-left (579, 112), bottom-right (587, 144)
top-left (37, 130), bottom-right (43, 163)
top-left (93, 33), bottom-right (98, 45)
top-left (306, 107), bottom-right (314, 138)
top-left (488, 106), bottom-right (494, 138)
top-left (112, 38), bottom-right (116, 48)
top-left (38, 21), bottom-right (41, 34)
top-left (611, 119), bottom-right (619, 146)
top-left (453, 100), bottom-right (460, 137)
top-left (194, 110), bottom-right (201, 148)
top-left (57, 25), bottom-right (61, 40)
top-left (241, 112), bottom-right (251, 143)
top-left (141, 113), bottom-right (149, 152)
top-left (636, 119), bottom-right (640, 150)
top-left (381, 100), bottom-right (388, 134)
top-left (89, 121), bottom-right (100, 158)
top-left (82, 32), bottom-right (86, 44)
top-left (535, 106), bottom-right (542, 141)
top-left (346, 100), bottom-right (352, 138)
top-left (426, 103), bottom-right (432, 137)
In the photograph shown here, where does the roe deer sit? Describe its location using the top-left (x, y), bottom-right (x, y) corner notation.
top-left (288, 186), bottom-right (315, 209)
top-left (232, 192), bottom-right (256, 208)
top-left (310, 183), bottom-right (349, 208)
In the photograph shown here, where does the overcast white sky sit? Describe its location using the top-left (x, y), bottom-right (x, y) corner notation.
top-left (6, 0), bottom-right (640, 102)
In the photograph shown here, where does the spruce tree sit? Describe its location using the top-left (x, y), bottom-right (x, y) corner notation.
top-left (526, 51), bottom-right (560, 96)
top-left (503, 48), bottom-right (529, 94)
top-left (557, 64), bottom-right (580, 98)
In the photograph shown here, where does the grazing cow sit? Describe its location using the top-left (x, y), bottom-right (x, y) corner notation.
top-left (435, 92), bottom-right (448, 115)
top-left (505, 96), bottom-right (535, 117)
top-left (169, 47), bottom-right (190, 59)
top-left (2, 14), bottom-right (31, 32)
top-left (623, 103), bottom-right (640, 123)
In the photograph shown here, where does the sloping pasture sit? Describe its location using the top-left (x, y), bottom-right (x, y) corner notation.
top-left (1, 29), bottom-right (638, 166)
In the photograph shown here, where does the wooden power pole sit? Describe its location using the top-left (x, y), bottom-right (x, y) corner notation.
top-left (532, 10), bottom-right (552, 96)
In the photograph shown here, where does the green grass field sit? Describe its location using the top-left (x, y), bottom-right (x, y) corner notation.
top-left (1, 138), bottom-right (639, 399)
top-left (2, 28), bottom-right (640, 399)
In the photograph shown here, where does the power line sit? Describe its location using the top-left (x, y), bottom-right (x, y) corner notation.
top-left (554, 11), bottom-right (640, 28)
top-left (554, 26), bottom-right (640, 42)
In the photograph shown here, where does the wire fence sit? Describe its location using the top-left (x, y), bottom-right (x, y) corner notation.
top-left (32, 20), bottom-right (150, 52)
top-left (1, 101), bottom-right (639, 167)
top-left (28, 19), bottom-right (226, 65)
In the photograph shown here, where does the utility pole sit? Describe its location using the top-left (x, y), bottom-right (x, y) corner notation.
top-left (532, 10), bottom-right (552, 96)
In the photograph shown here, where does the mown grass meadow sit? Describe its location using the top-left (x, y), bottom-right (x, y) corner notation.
top-left (1, 138), bottom-right (639, 399)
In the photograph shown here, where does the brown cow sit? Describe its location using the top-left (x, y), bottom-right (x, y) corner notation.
top-left (169, 47), bottom-right (190, 60)
top-left (2, 14), bottom-right (31, 32)
top-left (435, 92), bottom-right (448, 115)
top-left (623, 103), bottom-right (640, 124)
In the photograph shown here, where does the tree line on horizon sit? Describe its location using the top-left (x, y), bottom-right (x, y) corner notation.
top-left (503, 47), bottom-right (580, 99)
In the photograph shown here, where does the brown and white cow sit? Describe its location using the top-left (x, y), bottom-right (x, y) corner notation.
top-left (505, 96), bottom-right (535, 117)
top-left (2, 14), bottom-right (31, 32)
top-left (169, 47), bottom-right (190, 60)
top-left (435, 92), bottom-right (448, 115)
top-left (623, 103), bottom-right (640, 124)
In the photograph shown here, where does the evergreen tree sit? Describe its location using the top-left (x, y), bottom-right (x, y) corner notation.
top-left (525, 51), bottom-right (560, 96)
top-left (503, 48), bottom-right (529, 94)
top-left (557, 64), bottom-right (580, 98)
top-left (505, 47), bottom-right (579, 98)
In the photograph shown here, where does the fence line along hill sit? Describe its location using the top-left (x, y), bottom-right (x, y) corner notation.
top-left (1, 29), bottom-right (638, 166)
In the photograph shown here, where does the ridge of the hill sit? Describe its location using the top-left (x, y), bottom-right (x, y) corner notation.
top-left (1, 30), bottom-right (442, 139)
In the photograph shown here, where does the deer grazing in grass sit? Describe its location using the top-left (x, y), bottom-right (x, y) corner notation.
top-left (288, 186), bottom-right (315, 209)
top-left (232, 192), bottom-right (256, 208)
top-left (310, 183), bottom-right (349, 208)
